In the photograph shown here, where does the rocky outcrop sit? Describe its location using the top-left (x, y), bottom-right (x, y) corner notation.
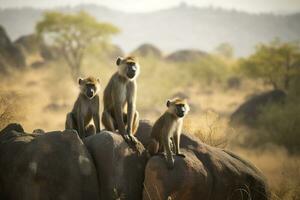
top-left (0, 123), bottom-right (100, 200)
top-left (231, 89), bottom-right (286, 127)
top-left (137, 121), bottom-right (270, 200)
top-left (0, 26), bottom-right (25, 72)
top-left (0, 121), bottom-right (270, 200)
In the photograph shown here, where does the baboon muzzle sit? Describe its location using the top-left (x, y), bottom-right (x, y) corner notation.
top-left (127, 65), bottom-right (137, 79)
top-left (176, 106), bottom-right (186, 118)
top-left (86, 89), bottom-right (94, 98)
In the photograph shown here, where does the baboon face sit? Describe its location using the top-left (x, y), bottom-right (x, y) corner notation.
top-left (167, 98), bottom-right (190, 118)
top-left (78, 77), bottom-right (100, 99)
top-left (116, 56), bottom-right (140, 80)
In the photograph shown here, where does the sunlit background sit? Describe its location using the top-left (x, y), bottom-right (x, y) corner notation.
top-left (0, 0), bottom-right (300, 199)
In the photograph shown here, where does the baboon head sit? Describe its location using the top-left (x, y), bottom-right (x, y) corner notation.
top-left (116, 56), bottom-right (140, 80)
top-left (78, 76), bottom-right (100, 99)
top-left (166, 98), bottom-right (190, 118)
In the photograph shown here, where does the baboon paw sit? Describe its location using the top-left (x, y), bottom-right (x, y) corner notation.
top-left (129, 135), bottom-right (138, 145)
top-left (123, 134), bottom-right (131, 143)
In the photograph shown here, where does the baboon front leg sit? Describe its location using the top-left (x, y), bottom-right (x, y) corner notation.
top-left (132, 111), bottom-right (139, 135)
top-left (77, 113), bottom-right (85, 139)
top-left (102, 110), bottom-right (116, 132)
top-left (174, 133), bottom-right (185, 157)
top-left (93, 112), bottom-right (101, 133)
top-left (125, 110), bottom-right (139, 145)
top-left (114, 104), bottom-right (127, 136)
top-left (163, 136), bottom-right (174, 169)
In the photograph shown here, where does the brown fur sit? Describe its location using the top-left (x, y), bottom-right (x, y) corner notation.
top-left (102, 56), bottom-right (140, 143)
top-left (65, 76), bottom-right (101, 138)
top-left (147, 98), bottom-right (190, 169)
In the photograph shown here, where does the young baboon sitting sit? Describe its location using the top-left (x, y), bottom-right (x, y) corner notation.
top-left (147, 98), bottom-right (190, 169)
top-left (65, 76), bottom-right (101, 138)
top-left (102, 56), bottom-right (140, 144)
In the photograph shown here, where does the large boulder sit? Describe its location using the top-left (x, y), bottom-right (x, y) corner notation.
top-left (137, 121), bottom-right (270, 200)
top-left (131, 44), bottom-right (162, 58)
top-left (165, 49), bottom-right (207, 62)
top-left (0, 123), bottom-right (100, 200)
top-left (84, 131), bottom-right (148, 200)
top-left (231, 89), bottom-right (286, 127)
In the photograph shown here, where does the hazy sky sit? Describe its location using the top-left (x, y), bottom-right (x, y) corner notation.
top-left (0, 0), bottom-right (300, 13)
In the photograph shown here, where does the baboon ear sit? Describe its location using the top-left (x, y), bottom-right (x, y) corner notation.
top-left (116, 57), bottom-right (123, 66)
top-left (96, 78), bottom-right (100, 84)
top-left (78, 78), bottom-right (84, 85)
top-left (166, 100), bottom-right (171, 107)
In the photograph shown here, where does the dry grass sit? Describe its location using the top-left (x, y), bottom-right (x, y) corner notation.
top-left (232, 147), bottom-right (300, 200)
top-left (0, 89), bottom-right (25, 129)
top-left (183, 111), bottom-right (229, 148)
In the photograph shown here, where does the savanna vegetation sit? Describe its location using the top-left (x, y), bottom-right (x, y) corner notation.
top-left (0, 11), bottom-right (299, 200)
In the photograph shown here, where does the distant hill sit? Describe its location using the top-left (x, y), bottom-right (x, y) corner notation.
top-left (0, 4), bottom-right (300, 56)
top-left (166, 49), bottom-right (207, 62)
top-left (131, 44), bottom-right (162, 58)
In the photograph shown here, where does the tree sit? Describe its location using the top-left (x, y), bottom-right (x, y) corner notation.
top-left (239, 39), bottom-right (300, 90)
top-left (215, 42), bottom-right (234, 58)
top-left (36, 11), bottom-right (119, 80)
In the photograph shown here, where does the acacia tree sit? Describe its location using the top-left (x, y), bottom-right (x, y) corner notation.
top-left (239, 39), bottom-right (300, 90)
top-left (36, 11), bottom-right (119, 80)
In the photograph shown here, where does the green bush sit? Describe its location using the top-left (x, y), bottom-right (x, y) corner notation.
top-left (183, 55), bottom-right (231, 85)
top-left (256, 98), bottom-right (300, 153)
top-left (252, 76), bottom-right (300, 153)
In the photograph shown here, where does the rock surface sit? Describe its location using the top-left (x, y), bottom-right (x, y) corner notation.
top-left (0, 123), bottom-right (100, 200)
top-left (137, 121), bottom-right (270, 200)
top-left (231, 89), bottom-right (286, 127)
top-left (0, 121), bottom-right (270, 200)
top-left (84, 131), bottom-right (148, 200)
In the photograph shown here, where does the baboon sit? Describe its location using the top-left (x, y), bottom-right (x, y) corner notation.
top-left (147, 98), bottom-right (190, 169)
top-left (102, 56), bottom-right (140, 144)
top-left (65, 76), bottom-right (101, 138)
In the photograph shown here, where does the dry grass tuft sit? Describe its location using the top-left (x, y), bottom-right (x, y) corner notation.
top-left (184, 111), bottom-right (228, 148)
top-left (0, 89), bottom-right (25, 130)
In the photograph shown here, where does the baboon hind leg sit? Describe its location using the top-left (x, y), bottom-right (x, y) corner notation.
top-left (147, 139), bottom-right (159, 156)
top-left (102, 110), bottom-right (116, 132)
